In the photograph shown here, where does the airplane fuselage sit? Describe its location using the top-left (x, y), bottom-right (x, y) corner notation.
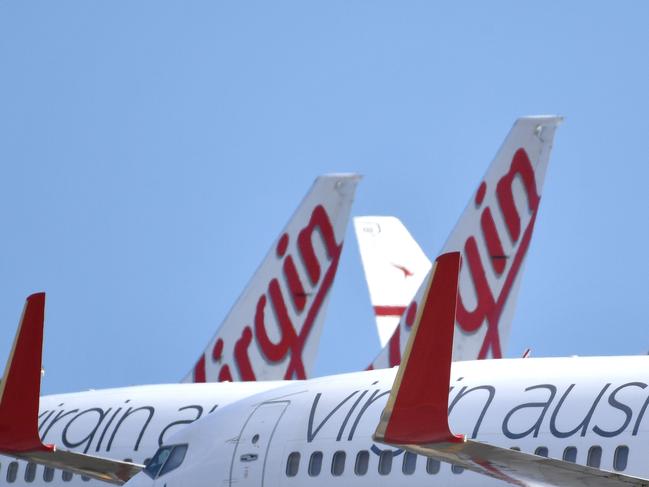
top-left (127, 355), bottom-right (649, 487)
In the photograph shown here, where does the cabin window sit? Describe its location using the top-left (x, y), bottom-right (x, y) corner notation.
top-left (286, 452), bottom-right (300, 477)
top-left (587, 446), bottom-right (602, 468)
top-left (24, 463), bottom-right (36, 482)
top-left (563, 446), bottom-right (577, 463)
top-left (62, 470), bottom-right (73, 481)
top-left (614, 446), bottom-right (629, 471)
top-left (7, 462), bottom-right (18, 482)
top-left (331, 451), bottom-right (345, 476)
top-left (43, 466), bottom-right (54, 482)
top-left (452, 464), bottom-right (464, 474)
top-left (426, 458), bottom-right (440, 474)
top-left (81, 475), bottom-right (90, 481)
top-left (402, 452), bottom-right (417, 475)
top-left (308, 452), bottom-right (323, 477)
top-left (378, 450), bottom-right (392, 475)
top-left (535, 447), bottom-right (549, 457)
top-left (510, 447), bottom-right (521, 451)
top-left (354, 451), bottom-right (369, 476)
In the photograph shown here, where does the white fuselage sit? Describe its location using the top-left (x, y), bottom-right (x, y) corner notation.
top-left (125, 355), bottom-right (649, 487)
top-left (0, 381), bottom-right (284, 486)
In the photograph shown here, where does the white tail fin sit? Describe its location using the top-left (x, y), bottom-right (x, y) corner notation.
top-left (368, 116), bottom-right (562, 370)
top-left (183, 174), bottom-right (361, 383)
top-left (353, 216), bottom-right (432, 347)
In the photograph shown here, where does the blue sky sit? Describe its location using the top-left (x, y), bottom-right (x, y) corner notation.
top-left (1, 2), bottom-right (649, 394)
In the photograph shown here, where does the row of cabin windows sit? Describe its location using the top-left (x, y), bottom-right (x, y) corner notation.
top-left (530, 445), bottom-right (629, 472)
top-left (0, 458), bottom-right (148, 483)
top-left (286, 445), bottom-right (630, 478)
top-left (285, 450), bottom-right (460, 477)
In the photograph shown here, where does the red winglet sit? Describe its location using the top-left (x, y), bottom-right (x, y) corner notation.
top-left (0, 293), bottom-right (53, 452)
top-left (375, 252), bottom-right (464, 445)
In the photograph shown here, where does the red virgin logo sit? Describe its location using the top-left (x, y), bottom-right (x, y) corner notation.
top-left (192, 204), bottom-right (342, 382)
top-left (378, 148), bottom-right (542, 368)
top-left (456, 148), bottom-right (541, 358)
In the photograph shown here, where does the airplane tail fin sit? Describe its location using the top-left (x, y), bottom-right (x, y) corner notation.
top-left (183, 174), bottom-right (361, 383)
top-left (353, 216), bottom-right (431, 347)
top-left (368, 116), bottom-right (562, 369)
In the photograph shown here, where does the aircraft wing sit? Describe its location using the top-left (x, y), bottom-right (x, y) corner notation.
top-left (0, 293), bottom-right (143, 484)
top-left (11, 450), bottom-right (142, 485)
top-left (401, 440), bottom-right (647, 487)
top-left (373, 252), bottom-right (649, 487)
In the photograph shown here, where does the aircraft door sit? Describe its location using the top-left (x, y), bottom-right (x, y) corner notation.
top-left (229, 401), bottom-right (289, 487)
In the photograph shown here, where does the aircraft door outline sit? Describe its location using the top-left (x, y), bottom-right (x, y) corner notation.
top-left (229, 400), bottom-right (290, 487)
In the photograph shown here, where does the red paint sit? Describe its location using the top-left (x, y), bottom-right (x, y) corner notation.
top-left (369, 147), bottom-right (542, 368)
top-left (496, 149), bottom-right (540, 243)
top-left (476, 211), bottom-right (538, 359)
top-left (382, 253), bottom-right (464, 445)
top-left (218, 365), bottom-right (233, 382)
top-left (298, 205), bottom-right (338, 285)
top-left (212, 339), bottom-right (224, 362)
top-left (283, 241), bottom-right (342, 379)
top-left (388, 328), bottom-right (401, 367)
top-left (233, 327), bottom-right (256, 381)
top-left (456, 236), bottom-right (492, 333)
top-left (276, 233), bottom-right (289, 256)
top-left (191, 204), bottom-right (344, 383)
top-left (405, 302), bottom-right (417, 328)
top-left (254, 282), bottom-right (298, 362)
top-left (0, 293), bottom-right (54, 453)
top-left (456, 148), bottom-right (540, 359)
top-left (480, 208), bottom-right (506, 275)
top-left (193, 356), bottom-right (206, 383)
top-left (373, 306), bottom-right (407, 317)
top-left (475, 181), bottom-right (487, 206)
top-left (475, 459), bottom-right (527, 487)
top-left (283, 255), bottom-right (306, 312)
top-left (391, 263), bottom-right (414, 278)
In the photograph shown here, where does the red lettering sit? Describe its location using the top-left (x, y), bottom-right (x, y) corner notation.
top-left (455, 149), bottom-right (541, 358)
top-left (283, 256), bottom-right (306, 312)
top-left (233, 327), bottom-right (256, 381)
top-left (198, 205), bottom-right (343, 382)
top-left (212, 338), bottom-right (224, 362)
top-left (218, 365), bottom-right (233, 382)
top-left (481, 208), bottom-right (506, 275)
top-left (298, 205), bottom-right (338, 285)
top-left (405, 302), bottom-right (418, 328)
top-left (456, 236), bottom-right (496, 334)
top-left (496, 149), bottom-right (540, 243)
top-left (193, 356), bottom-right (206, 383)
top-left (254, 281), bottom-right (299, 363)
top-left (388, 328), bottom-right (401, 367)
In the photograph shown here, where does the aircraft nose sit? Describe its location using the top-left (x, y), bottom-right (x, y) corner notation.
top-left (122, 473), bottom-right (154, 487)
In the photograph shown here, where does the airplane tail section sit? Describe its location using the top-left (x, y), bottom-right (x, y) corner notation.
top-left (353, 216), bottom-right (431, 347)
top-left (368, 116), bottom-right (562, 369)
top-left (183, 174), bottom-right (361, 383)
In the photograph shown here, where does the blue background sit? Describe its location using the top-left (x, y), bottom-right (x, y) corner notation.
top-left (1, 2), bottom-right (648, 394)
